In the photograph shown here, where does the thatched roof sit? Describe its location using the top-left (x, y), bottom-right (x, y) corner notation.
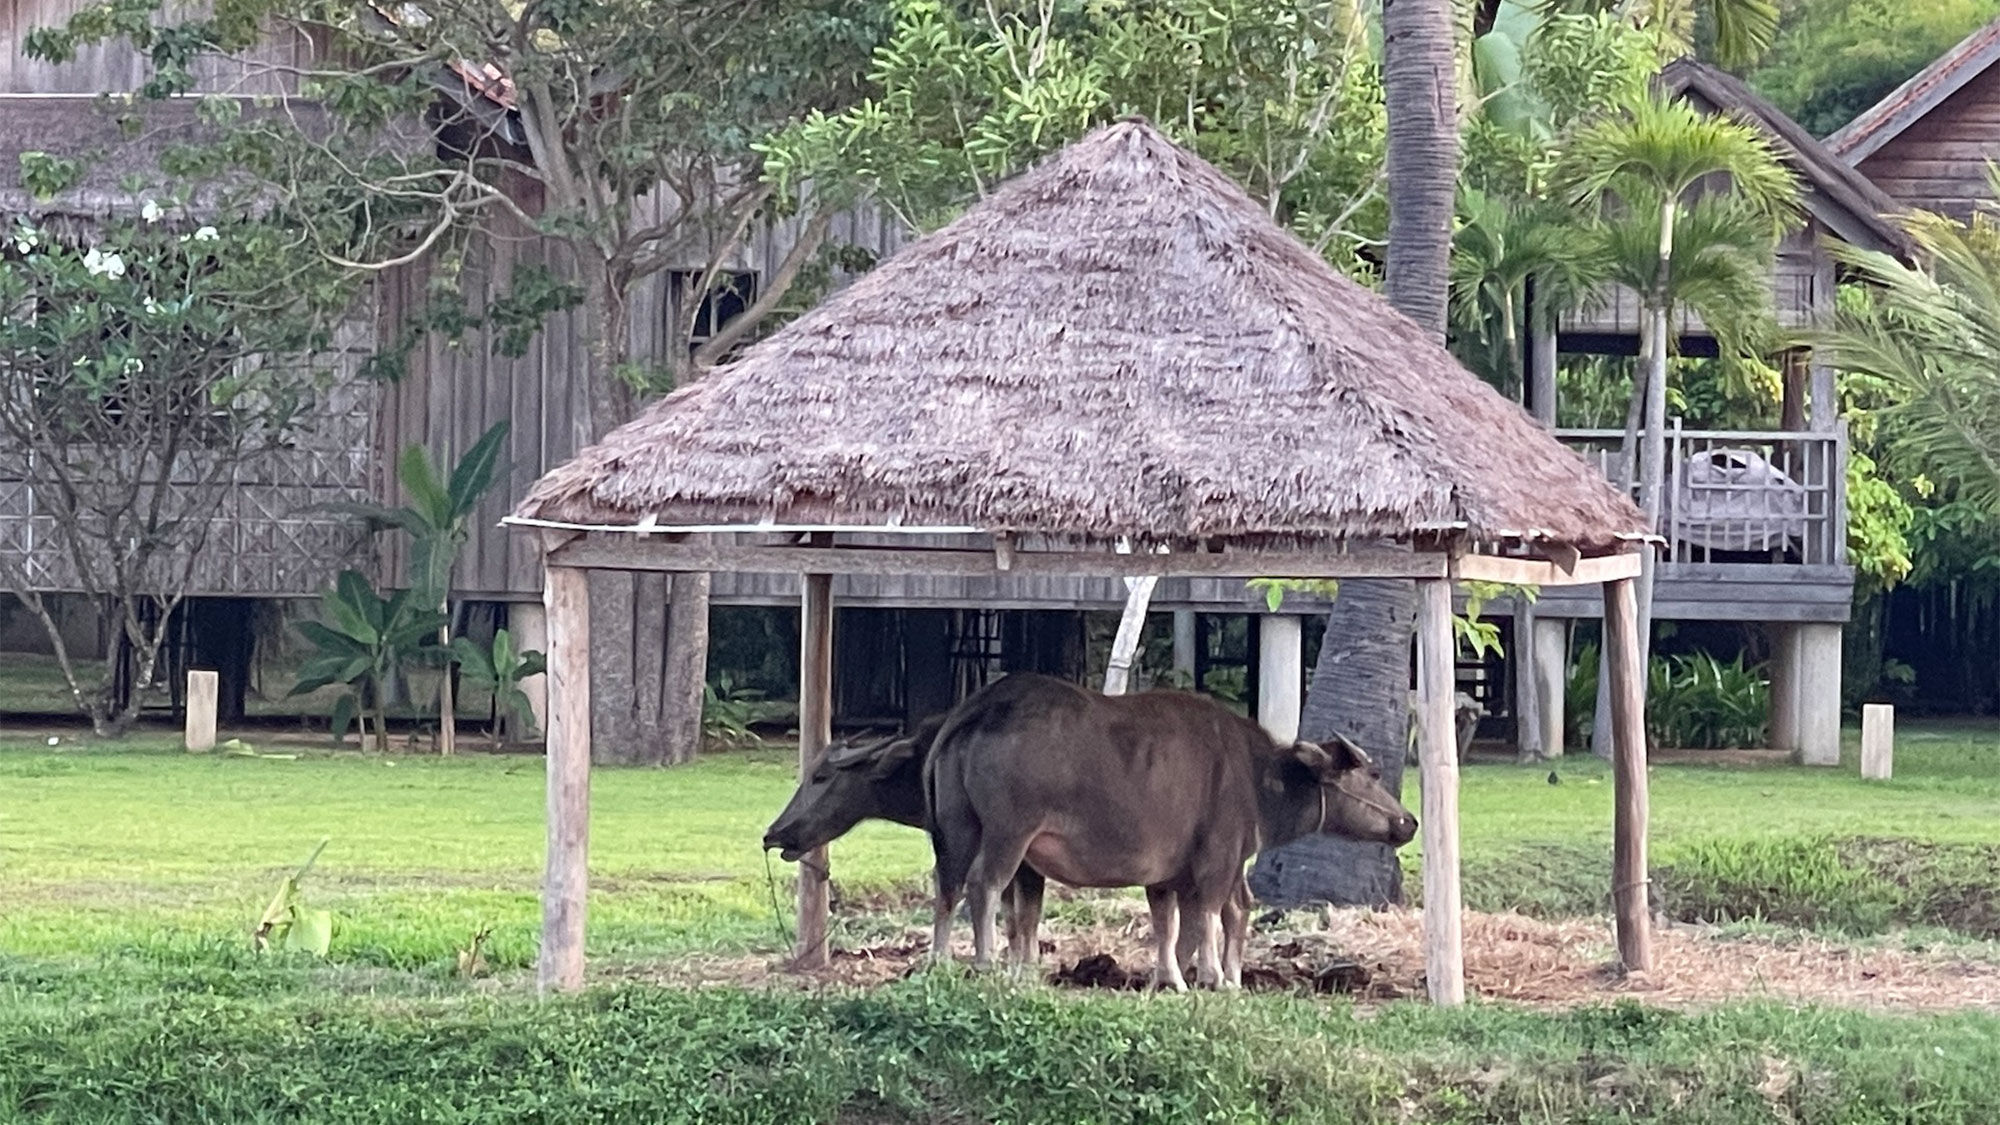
top-left (516, 120), bottom-right (1647, 551)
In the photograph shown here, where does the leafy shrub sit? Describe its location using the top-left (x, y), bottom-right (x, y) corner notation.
top-left (1648, 651), bottom-right (1769, 750)
top-left (1564, 645), bottom-right (1768, 750)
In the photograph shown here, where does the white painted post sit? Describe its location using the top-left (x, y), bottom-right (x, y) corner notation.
top-left (184, 670), bottom-right (218, 752)
top-left (1415, 579), bottom-right (1464, 1005)
top-left (1256, 614), bottom-right (1303, 743)
top-left (1531, 618), bottom-right (1568, 758)
top-left (1766, 622), bottom-right (1800, 754)
top-left (1172, 610), bottom-right (1197, 683)
top-left (1861, 704), bottom-right (1894, 781)
top-left (512, 601), bottom-right (550, 737)
top-left (539, 563), bottom-right (591, 994)
top-left (1797, 622), bottom-right (1843, 767)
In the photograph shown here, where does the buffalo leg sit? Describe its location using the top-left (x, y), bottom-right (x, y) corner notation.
top-left (1221, 876), bottom-right (1249, 989)
top-left (963, 831), bottom-right (1036, 970)
top-left (927, 768), bottom-right (983, 964)
top-left (1145, 886), bottom-right (1188, 992)
top-left (1007, 866), bottom-right (1046, 967)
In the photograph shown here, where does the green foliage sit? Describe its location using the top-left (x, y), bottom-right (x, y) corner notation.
top-left (1564, 644), bottom-right (1768, 749)
top-left (251, 838), bottom-right (334, 957)
top-left (702, 673), bottom-right (766, 747)
top-left (1827, 191), bottom-right (2000, 524)
top-left (1647, 650), bottom-right (1770, 749)
top-left (1746, 0), bottom-right (2000, 137)
top-left (332, 423), bottom-right (509, 608)
top-left (290, 572), bottom-right (448, 750)
top-left (450, 629), bottom-right (547, 746)
top-left (761, 0), bottom-right (1387, 272)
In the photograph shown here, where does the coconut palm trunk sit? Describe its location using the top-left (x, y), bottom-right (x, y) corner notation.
top-left (1249, 0), bottom-right (1457, 907)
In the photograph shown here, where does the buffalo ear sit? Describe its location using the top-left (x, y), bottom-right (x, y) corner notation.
top-left (824, 741), bottom-right (874, 770)
top-left (1291, 740), bottom-right (1333, 772)
top-left (867, 737), bottom-right (919, 780)
top-left (1327, 732), bottom-right (1373, 770)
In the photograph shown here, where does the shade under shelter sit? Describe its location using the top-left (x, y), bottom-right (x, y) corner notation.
top-left (508, 119), bottom-right (1653, 1003)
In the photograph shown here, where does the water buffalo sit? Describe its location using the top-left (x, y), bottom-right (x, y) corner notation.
top-left (925, 673), bottom-right (1416, 990)
top-left (761, 709), bottom-right (1248, 972)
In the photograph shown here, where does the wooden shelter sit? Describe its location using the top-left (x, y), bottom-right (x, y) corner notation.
top-left (507, 120), bottom-right (1654, 1003)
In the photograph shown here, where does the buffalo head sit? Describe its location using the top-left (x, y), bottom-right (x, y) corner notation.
top-left (1282, 734), bottom-right (1418, 847)
top-left (761, 731), bottom-right (926, 862)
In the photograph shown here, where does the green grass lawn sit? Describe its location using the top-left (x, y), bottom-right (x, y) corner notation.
top-left (5, 722), bottom-right (1999, 972)
top-left (7, 725), bottom-right (2000, 1123)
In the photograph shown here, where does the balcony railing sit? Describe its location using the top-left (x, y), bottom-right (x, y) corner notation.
top-left (1557, 425), bottom-right (1847, 567)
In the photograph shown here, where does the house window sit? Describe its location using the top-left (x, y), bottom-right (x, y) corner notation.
top-left (671, 270), bottom-right (756, 356)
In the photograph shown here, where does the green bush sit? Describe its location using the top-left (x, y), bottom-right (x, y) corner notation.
top-left (1564, 645), bottom-right (1768, 750)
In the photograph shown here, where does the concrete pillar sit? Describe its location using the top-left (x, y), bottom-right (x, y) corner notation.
top-left (1532, 617), bottom-right (1569, 758)
top-left (1798, 621), bottom-right (1843, 766)
top-left (1766, 622), bottom-right (1800, 755)
top-left (1257, 614), bottom-right (1303, 743)
top-left (513, 600), bottom-right (550, 736)
top-left (1172, 610), bottom-right (1197, 685)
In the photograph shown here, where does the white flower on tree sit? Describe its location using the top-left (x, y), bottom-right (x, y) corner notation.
top-left (82, 248), bottom-right (126, 278)
top-left (141, 199), bottom-right (164, 223)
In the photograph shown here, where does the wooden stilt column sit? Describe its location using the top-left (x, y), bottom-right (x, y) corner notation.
top-left (794, 570), bottom-right (835, 968)
top-left (539, 561), bottom-right (591, 994)
top-left (1603, 575), bottom-right (1653, 972)
top-left (1415, 578), bottom-right (1464, 1004)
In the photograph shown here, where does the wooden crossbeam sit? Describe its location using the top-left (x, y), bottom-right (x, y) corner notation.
top-left (1450, 551), bottom-right (1643, 587)
top-left (548, 536), bottom-right (1453, 580)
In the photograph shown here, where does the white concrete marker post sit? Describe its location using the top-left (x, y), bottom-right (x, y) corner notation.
top-left (1861, 704), bottom-right (1894, 781)
top-left (184, 670), bottom-right (218, 752)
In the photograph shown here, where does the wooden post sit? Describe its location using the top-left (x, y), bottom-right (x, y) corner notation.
top-left (795, 571), bottom-right (835, 969)
top-left (1861, 704), bottom-right (1894, 780)
top-left (1602, 576), bottom-right (1652, 973)
top-left (184, 670), bottom-right (218, 752)
top-left (1256, 614), bottom-right (1303, 743)
top-left (538, 563), bottom-right (591, 994)
top-left (1513, 603), bottom-right (1541, 759)
top-left (1415, 578), bottom-right (1464, 1005)
top-left (1172, 610), bottom-right (1197, 683)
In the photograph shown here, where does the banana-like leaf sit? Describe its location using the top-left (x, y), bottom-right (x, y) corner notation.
top-left (323, 577), bottom-right (380, 647)
top-left (446, 422), bottom-right (511, 519)
top-left (397, 442), bottom-right (455, 531)
top-left (286, 908), bottom-right (333, 956)
top-left (330, 693), bottom-right (359, 742)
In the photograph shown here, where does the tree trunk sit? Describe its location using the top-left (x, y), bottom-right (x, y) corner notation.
top-left (1380, 0), bottom-right (1460, 337)
top-left (1635, 197), bottom-right (1675, 676)
top-left (437, 609), bottom-right (456, 756)
top-left (1248, 0), bottom-right (1459, 909)
top-left (1249, 577), bottom-right (1418, 906)
top-left (659, 572), bottom-right (711, 765)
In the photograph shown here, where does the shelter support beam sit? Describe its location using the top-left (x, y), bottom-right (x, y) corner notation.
top-left (1603, 576), bottom-right (1652, 972)
top-left (794, 572), bottom-right (835, 968)
top-left (1797, 622), bottom-right (1843, 767)
top-left (1256, 614), bottom-right (1303, 743)
top-left (1531, 617), bottom-right (1568, 759)
top-left (1415, 578), bottom-right (1464, 1005)
top-left (539, 564), bottom-right (591, 994)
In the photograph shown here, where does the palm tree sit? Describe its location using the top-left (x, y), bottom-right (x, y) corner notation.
top-left (1826, 191), bottom-right (2000, 519)
top-left (1560, 92), bottom-right (1797, 683)
top-left (1450, 188), bottom-right (1613, 397)
top-left (1250, 0), bottom-right (1459, 909)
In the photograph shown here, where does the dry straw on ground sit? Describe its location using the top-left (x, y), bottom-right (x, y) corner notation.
top-left (624, 904), bottom-right (2000, 1013)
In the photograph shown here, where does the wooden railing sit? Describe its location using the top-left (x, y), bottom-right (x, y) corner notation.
top-left (1557, 425), bottom-right (1847, 567)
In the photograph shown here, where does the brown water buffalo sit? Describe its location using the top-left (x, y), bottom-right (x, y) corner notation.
top-left (760, 710), bottom-right (1248, 973)
top-left (925, 673), bottom-right (1416, 990)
